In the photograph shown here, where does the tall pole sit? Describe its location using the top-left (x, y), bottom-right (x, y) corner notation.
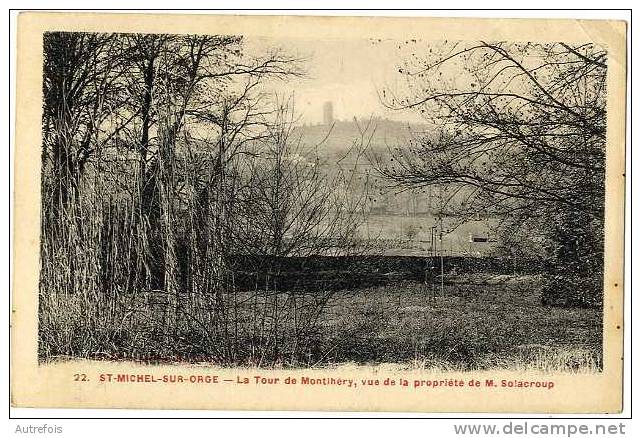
top-left (439, 216), bottom-right (444, 296)
top-left (437, 185), bottom-right (445, 297)
top-left (430, 226), bottom-right (436, 300)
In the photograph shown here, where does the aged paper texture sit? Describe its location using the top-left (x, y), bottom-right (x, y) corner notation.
top-left (12, 12), bottom-right (626, 412)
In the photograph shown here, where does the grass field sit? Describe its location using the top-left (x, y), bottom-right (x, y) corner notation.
top-left (314, 274), bottom-right (602, 372)
top-left (40, 272), bottom-right (602, 373)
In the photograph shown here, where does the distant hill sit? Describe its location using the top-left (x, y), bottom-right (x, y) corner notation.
top-left (294, 117), bottom-right (431, 157)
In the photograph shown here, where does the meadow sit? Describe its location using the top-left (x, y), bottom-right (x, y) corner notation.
top-left (320, 274), bottom-right (601, 372)
top-left (40, 265), bottom-right (602, 373)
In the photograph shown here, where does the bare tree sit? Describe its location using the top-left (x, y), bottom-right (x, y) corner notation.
top-left (375, 41), bottom-right (607, 305)
top-left (176, 97), bottom-right (370, 365)
top-left (38, 31), bottom-right (308, 359)
top-left (42, 32), bottom-right (130, 218)
top-left (236, 98), bottom-right (364, 262)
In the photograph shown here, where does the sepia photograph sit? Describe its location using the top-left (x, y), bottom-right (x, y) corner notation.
top-left (10, 12), bottom-right (626, 413)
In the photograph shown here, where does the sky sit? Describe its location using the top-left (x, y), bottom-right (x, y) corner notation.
top-left (245, 37), bottom-right (425, 124)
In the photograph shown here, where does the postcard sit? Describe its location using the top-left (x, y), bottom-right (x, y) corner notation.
top-left (11, 12), bottom-right (626, 412)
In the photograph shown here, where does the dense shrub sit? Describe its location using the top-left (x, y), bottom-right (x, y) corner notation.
top-left (541, 274), bottom-right (603, 308)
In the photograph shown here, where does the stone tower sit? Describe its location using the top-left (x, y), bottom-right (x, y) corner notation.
top-left (323, 101), bottom-right (333, 125)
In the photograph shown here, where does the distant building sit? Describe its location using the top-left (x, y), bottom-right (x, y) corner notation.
top-left (323, 101), bottom-right (333, 125)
